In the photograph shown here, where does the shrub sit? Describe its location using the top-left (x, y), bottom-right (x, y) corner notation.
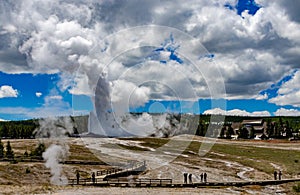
top-left (293, 183), bottom-right (300, 192)
top-left (25, 167), bottom-right (30, 174)
top-left (30, 143), bottom-right (46, 157)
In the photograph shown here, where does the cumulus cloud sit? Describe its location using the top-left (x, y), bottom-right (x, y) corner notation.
top-left (35, 92), bottom-right (42, 97)
top-left (48, 95), bottom-right (63, 100)
top-left (255, 93), bottom-right (268, 100)
top-left (0, 102), bottom-right (72, 120)
top-left (204, 107), bottom-right (270, 116)
top-left (269, 91), bottom-right (300, 108)
top-left (0, 85), bottom-right (18, 98)
top-left (269, 71), bottom-right (300, 107)
top-left (0, 1), bottom-right (297, 96)
top-left (0, 0), bottom-right (299, 117)
top-left (111, 79), bottom-right (151, 112)
top-left (0, 91), bottom-right (72, 119)
top-left (274, 108), bottom-right (300, 116)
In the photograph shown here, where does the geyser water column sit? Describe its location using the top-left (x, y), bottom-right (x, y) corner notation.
top-left (78, 25), bottom-right (226, 167)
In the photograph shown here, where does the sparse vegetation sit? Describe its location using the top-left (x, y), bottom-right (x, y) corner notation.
top-left (119, 137), bottom-right (169, 149)
top-left (68, 144), bottom-right (102, 162)
top-left (25, 167), bottom-right (30, 174)
top-left (210, 143), bottom-right (300, 175)
top-left (293, 182), bottom-right (300, 192)
top-left (118, 136), bottom-right (300, 177)
top-left (0, 137), bottom-right (299, 194)
top-left (24, 150), bottom-right (29, 157)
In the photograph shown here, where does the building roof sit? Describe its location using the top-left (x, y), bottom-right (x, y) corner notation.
top-left (242, 119), bottom-right (264, 126)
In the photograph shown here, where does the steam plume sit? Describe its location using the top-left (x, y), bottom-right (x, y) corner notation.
top-left (35, 117), bottom-right (74, 185)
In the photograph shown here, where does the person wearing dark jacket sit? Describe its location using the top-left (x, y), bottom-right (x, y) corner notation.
top-left (76, 171), bottom-right (80, 185)
top-left (203, 172), bottom-right (207, 183)
top-left (188, 173), bottom-right (193, 184)
top-left (183, 173), bottom-right (188, 184)
top-left (278, 171), bottom-right (282, 180)
top-left (274, 171), bottom-right (277, 180)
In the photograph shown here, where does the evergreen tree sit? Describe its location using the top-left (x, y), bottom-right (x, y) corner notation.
top-left (24, 150), bottom-right (29, 157)
top-left (274, 123), bottom-right (279, 137)
top-left (1, 124), bottom-right (9, 138)
top-left (285, 121), bottom-right (293, 138)
top-left (249, 126), bottom-right (255, 139)
top-left (219, 126), bottom-right (226, 138)
top-left (30, 143), bottom-right (46, 157)
top-left (238, 127), bottom-right (249, 139)
top-left (279, 117), bottom-right (283, 127)
top-left (228, 125), bottom-right (234, 136)
top-left (268, 122), bottom-right (275, 137)
top-left (5, 141), bottom-right (14, 159)
top-left (196, 120), bottom-right (207, 136)
top-left (225, 125), bottom-right (233, 139)
top-left (0, 139), bottom-right (4, 158)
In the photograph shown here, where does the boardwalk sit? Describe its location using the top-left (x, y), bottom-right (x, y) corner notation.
top-left (69, 177), bottom-right (300, 188)
top-left (68, 160), bottom-right (300, 188)
top-left (96, 161), bottom-right (146, 181)
top-left (69, 161), bottom-right (147, 185)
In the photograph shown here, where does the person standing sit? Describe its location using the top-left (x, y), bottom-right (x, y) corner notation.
top-left (278, 171), bottom-right (282, 180)
top-left (188, 173), bottom-right (193, 184)
top-left (183, 173), bottom-right (188, 184)
top-left (203, 172), bottom-right (207, 183)
top-left (200, 173), bottom-right (203, 183)
top-left (76, 171), bottom-right (80, 185)
top-left (92, 172), bottom-right (96, 184)
top-left (274, 171), bottom-right (277, 180)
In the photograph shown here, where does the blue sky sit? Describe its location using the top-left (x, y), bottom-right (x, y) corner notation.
top-left (0, 0), bottom-right (300, 120)
top-left (0, 72), bottom-right (58, 108)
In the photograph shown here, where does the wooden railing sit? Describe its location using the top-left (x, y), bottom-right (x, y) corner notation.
top-left (96, 168), bottom-right (122, 176)
top-left (68, 178), bottom-right (102, 185)
top-left (96, 161), bottom-right (146, 177)
top-left (105, 178), bottom-right (172, 186)
top-left (135, 178), bottom-right (172, 185)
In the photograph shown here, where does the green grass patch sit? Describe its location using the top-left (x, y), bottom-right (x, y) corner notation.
top-left (170, 139), bottom-right (300, 175)
top-left (210, 143), bottom-right (300, 175)
top-left (120, 137), bottom-right (300, 176)
top-left (118, 137), bottom-right (169, 149)
top-left (117, 144), bottom-right (150, 151)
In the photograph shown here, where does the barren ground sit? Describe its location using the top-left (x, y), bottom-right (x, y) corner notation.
top-left (0, 135), bottom-right (299, 194)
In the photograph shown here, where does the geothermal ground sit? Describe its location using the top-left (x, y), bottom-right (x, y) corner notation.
top-left (0, 135), bottom-right (300, 194)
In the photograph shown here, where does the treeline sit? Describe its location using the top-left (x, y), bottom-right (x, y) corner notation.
top-left (0, 119), bottom-right (38, 139)
top-left (200, 114), bottom-right (300, 129)
top-left (195, 115), bottom-right (300, 139)
top-left (0, 115), bottom-right (300, 139)
top-left (0, 115), bottom-right (88, 139)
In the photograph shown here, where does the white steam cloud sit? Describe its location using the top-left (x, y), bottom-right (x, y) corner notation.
top-left (43, 144), bottom-right (68, 185)
top-left (35, 117), bottom-right (74, 185)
